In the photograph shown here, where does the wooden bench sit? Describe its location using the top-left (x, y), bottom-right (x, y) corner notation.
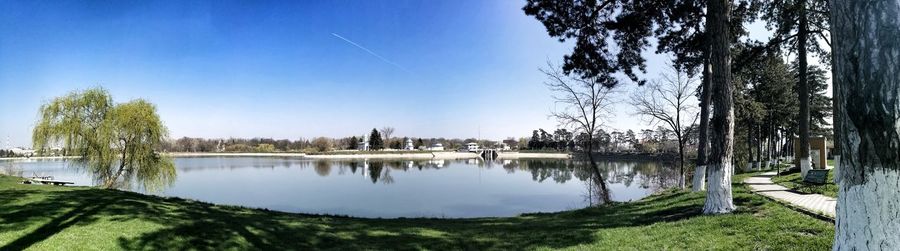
top-left (803, 169), bottom-right (830, 185)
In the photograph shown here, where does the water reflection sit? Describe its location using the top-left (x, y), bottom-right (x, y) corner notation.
top-left (282, 158), bottom-right (679, 207)
top-left (2, 157), bottom-right (679, 218)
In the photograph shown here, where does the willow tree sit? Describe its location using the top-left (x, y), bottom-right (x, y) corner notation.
top-left (33, 88), bottom-right (175, 190)
top-left (832, 0), bottom-right (900, 248)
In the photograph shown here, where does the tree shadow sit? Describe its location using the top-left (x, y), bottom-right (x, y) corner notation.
top-left (0, 178), bottom-right (768, 250)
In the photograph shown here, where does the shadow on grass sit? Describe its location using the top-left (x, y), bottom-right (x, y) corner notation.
top-left (0, 187), bottom-right (711, 250)
top-left (1, 179), bottom-right (779, 250)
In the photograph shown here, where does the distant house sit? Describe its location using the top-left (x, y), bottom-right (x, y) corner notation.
top-left (465, 142), bottom-right (479, 152)
top-left (404, 138), bottom-right (415, 151)
top-left (10, 147), bottom-right (35, 157)
top-left (358, 137), bottom-right (370, 151)
top-left (428, 143), bottom-right (444, 151)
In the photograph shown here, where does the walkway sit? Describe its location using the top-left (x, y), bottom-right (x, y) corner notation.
top-left (744, 172), bottom-right (836, 219)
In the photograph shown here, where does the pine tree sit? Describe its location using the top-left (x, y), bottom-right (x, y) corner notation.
top-left (368, 128), bottom-right (383, 150)
top-left (349, 136), bottom-right (359, 150)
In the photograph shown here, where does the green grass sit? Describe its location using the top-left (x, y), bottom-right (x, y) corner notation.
top-left (771, 169), bottom-right (838, 198)
top-left (0, 173), bottom-right (833, 250)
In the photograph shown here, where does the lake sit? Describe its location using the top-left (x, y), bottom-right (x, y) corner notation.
top-left (1, 157), bottom-right (679, 218)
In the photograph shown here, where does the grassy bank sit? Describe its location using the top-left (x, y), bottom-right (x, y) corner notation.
top-left (771, 169), bottom-right (838, 198)
top-left (0, 173), bottom-right (833, 250)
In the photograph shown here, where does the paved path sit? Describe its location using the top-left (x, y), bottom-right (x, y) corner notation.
top-left (745, 172), bottom-right (836, 219)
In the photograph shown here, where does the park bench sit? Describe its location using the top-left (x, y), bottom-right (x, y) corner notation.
top-left (803, 169), bottom-right (829, 185)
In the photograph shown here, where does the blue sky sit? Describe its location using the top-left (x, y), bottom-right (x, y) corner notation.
top-left (0, 1), bottom-right (779, 147)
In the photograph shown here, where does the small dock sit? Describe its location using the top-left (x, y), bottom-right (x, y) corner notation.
top-left (25, 176), bottom-right (74, 186)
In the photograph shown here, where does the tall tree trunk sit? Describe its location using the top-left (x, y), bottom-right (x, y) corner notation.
top-left (585, 136), bottom-right (610, 204)
top-left (830, 4), bottom-right (842, 178)
top-left (832, 0), bottom-right (900, 248)
top-left (747, 121), bottom-right (754, 171)
top-left (703, 0), bottom-right (736, 214)
top-left (757, 123), bottom-right (763, 170)
top-left (693, 61), bottom-right (712, 192)
top-left (797, 0), bottom-right (812, 177)
top-left (679, 140), bottom-right (685, 189)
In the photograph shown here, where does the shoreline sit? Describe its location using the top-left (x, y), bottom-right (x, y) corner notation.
top-left (0, 152), bottom-right (580, 161)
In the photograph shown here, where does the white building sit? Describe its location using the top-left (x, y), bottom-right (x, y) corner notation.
top-left (358, 137), bottom-right (370, 151)
top-left (465, 142), bottom-right (479, 152)
top-left (404, 138), bottom-right (415, 151)
top-left (10, 147), bottom-right (35, 157)
top-left (428, 143), bottom-right (445, 151)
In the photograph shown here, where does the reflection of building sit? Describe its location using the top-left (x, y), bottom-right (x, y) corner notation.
top-left (428, 159), bottom-right (445, 167)
top-left (404, 138), bottom-right (415, 151)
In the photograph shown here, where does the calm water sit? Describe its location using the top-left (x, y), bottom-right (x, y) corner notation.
top-left (1, 157), bottom-right (678, 218)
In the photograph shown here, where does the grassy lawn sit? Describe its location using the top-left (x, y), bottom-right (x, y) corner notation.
top-left (771, 169), bottom-right (838, 198)
top-left (0, 173), bottom-right (833, 250)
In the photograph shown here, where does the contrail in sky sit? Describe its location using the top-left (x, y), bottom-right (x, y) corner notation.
top-left (331, 33), bottom-right (411, 73)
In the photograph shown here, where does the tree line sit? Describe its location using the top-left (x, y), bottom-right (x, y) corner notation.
top-left (525, 127), bottom-right (692, 155)
top-left (159, 130), bottom-right (506, 153)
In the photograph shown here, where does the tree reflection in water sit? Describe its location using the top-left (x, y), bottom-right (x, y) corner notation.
top-left (294, 158), bottom-right (679, 205)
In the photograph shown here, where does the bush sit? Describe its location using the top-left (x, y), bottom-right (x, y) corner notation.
top-left (256, 144), bottom-right (276, 153)
top-left (224, 144), bottom-right (254, 153)
top-left (311, 137), bottom-right (333, 152)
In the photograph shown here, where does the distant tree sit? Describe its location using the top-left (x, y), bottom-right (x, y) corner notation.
top-left (32, 88), bottom-right (174, 190)
top-left (379, 127), bottom-right (395, 142)
top-left (255, 144), bottom-right (275, 153)
top-left (529, 130), bottom-right (541, 149)
top-left (414, 138), bottom-right (424, 149)
top-left (386, 139), bottom-right (399, 150)
top-left (348, 136), bottom-right (359, 150)
top-left (624, 130), bottom-right (638, 150)
top-left (224, 144), bottom-right (253, 153)
top-left (596, 129), bottom-right (611, 152)
top-left (311, 137), bottom-right (333, 152)
top-left (629, 64), bottom-right (699, 189)
top-left (275, 139), bottom-right (291, 151)
top-left (539, 129), bottom-right (553, 149)
top-left (517, 137), bottom-right (529, 150)
top-left (368, 128), bottom-right (383, 150)
top-left (610, 131), bottom-right (624, 151)
top-left (554, 129), bottom-right (573, 151)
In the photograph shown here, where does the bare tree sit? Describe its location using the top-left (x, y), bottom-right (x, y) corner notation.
top-left (542, 63), bottom-right (617, 203)
top-left (379, 127), bottom-right (395, 143)
top-left (629, 64), bottom-right (699, 189)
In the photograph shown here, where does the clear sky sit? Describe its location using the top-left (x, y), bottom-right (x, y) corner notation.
top-left (0, 1), bottom-right (786, 148)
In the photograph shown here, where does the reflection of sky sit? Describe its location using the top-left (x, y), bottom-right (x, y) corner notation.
top-left (1, 157), bottom-right (677, 218)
